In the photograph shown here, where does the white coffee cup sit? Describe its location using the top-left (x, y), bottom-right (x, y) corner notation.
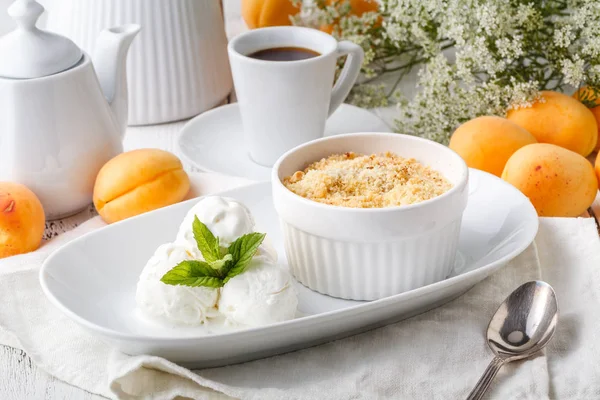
top-left (228, 26), bottom-right (364, 167)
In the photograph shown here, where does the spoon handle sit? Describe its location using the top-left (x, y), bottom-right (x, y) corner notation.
top-left (466, 356), bottom-right (505, 400)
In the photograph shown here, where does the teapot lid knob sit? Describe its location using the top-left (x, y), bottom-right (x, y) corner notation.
top-left (0, 0), bottom-right (83, 79)
top-left (8, 0), bottom-right (44, 31)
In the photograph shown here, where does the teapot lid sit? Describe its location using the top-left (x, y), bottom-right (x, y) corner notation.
top-left (0, 0), bottom-right (82, 79)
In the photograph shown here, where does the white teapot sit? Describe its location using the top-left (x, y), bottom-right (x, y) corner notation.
top-left (0, 0), bottom-right (139, 219)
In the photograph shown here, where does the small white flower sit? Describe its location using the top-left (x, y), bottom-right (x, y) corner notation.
top-left (553, 27), bottom-right (574, 48)
top-left (561, 57), bottom-right (586, 87)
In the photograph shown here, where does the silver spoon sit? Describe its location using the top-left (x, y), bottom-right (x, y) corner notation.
top-left (466, 281), bottom-right (558, 400)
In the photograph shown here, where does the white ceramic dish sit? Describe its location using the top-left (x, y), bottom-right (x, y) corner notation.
top-left (177, 103), bottom-right (391, 181)
top-left (272, 133), bottom-right (469, 300)
top-left (40, 170), bottom-right (538, 368)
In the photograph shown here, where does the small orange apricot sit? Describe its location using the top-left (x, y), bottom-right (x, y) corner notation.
top-left (93, 149), bottom-right (190, 224)
top-left (506, 91), bottom-right (598, 157)
top-left (0, 182), bottom-right (45, 258)
top-left (573, 87), bottom-right (600, 152)
top-left (242, 0), bottom-right (300, 29)
top-left (449, 116), bottom-right (537, 177)
top-left (502, 143), bottom-right (598, 217)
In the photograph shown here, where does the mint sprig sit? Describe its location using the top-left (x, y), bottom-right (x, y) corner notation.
top-left (160, 219), bottom-right (266, 288)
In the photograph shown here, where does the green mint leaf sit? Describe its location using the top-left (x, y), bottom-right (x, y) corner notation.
top-left (214, 236), bottom-right (221, 259)
top-left (225, 232), bottom-right (266, 281)
top-left (192, 216), bottom-right (220, 263)
top-left (209, 254), bottom-right (233, 274)
top-left (160, 260), bottom-right (224, 288)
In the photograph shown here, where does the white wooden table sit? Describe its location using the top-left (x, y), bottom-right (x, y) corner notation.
top-left (1, 1), bottom-right (599, 398)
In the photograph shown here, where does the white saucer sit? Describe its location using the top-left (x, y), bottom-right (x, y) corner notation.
top-left (40, 169), bottom-right (538, 368)
top-left (178, 103), bottom-right (391, 181)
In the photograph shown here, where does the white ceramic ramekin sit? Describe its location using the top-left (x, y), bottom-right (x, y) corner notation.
top-left (272, 132), bottom-right (469, 301)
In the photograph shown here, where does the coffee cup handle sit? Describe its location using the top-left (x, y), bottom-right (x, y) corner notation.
top-left (328, 41), bottom-right (365, 117)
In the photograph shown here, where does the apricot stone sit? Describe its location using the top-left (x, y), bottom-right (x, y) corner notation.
top-left (93, 149), bottom-right (190, 224)
top-left (0, 182), bottom-right (45, 258)
top-left (502, 143), bottom-right (598, 217)
top-left (449, 116), bottom-right (537, 177)
top-left (506, 91), bottom-right (598, 156)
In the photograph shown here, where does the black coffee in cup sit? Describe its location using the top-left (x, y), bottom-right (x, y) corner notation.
top-left (247, 47), bottom-right (320, 61)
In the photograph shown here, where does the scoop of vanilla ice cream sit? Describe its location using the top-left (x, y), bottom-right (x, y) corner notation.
top-left (175, 196), bottom-right (276, 262)
top-left (176, 196), bottom-right (255, 251)
top-left (136, 242), bottom-right (220, 325)
top-left (218, 259), bottom-right (298, 327)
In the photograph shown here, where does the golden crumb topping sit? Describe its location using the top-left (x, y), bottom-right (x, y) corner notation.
top-left (282, 152), bottom-right (452, 208)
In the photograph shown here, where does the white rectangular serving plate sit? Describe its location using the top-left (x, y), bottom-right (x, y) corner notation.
top-left (40, 170), bottom-right (538, 368)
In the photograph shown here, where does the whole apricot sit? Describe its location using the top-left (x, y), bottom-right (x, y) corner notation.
top-left (0, 182), bottom-right (45, 258)
top-left (573, 87), bottom-right (600, 152)
top-left (93, 149), bottom-right (190, 224)
top-left (242, 0), bottom-right (300, 29)
top-left (502, 143), bottom-right (598, 217)
top-left (449, 116), bottom-right (537, 177)
top-left (506, 91), bottom-right (598, 157)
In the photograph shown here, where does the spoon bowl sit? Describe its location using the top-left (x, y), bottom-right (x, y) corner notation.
top-left (467, 281), bottom-right (558, 400)
top-left (488, 281), bottom-right (558, 360)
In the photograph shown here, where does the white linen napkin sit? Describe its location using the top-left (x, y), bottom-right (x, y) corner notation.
top-left (0, 171), bottom-right (599, 399)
